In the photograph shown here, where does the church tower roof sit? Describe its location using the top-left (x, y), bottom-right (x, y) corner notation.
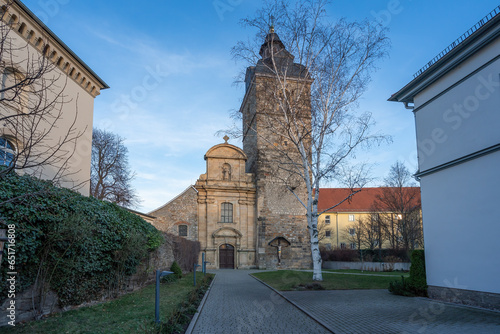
top-left (258, 26), bottom-right (292, 60)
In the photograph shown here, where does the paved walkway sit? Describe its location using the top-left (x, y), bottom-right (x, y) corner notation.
top-left (283, 289), bottom-right (500, 334)
top-left (190, 270), bottom-right (500, 334)
top-left (190, 270), bottom-right (330, 334)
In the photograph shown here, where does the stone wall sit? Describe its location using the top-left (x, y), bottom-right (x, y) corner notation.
top-left (427, 286), bottom-right (500, 312)
top-left (150, 186), bottom-right (198, 242)
top-left (0, 233), bottom-right (175, 327)
top-left (323, 261), bottom-right (411, 271)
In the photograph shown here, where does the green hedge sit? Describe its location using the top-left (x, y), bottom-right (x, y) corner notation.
top-left (0, 171), bottom-right (163, 306)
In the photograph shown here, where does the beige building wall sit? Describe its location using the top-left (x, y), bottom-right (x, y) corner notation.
top-left (0, 1), bottom-right (107, 195)
top-left (195, 141), bottom-right (256, 269)
top-left (318, 212), bottom-right (392, 250)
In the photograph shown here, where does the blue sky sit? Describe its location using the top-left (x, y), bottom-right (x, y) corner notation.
top-left (21, 0), bottom-right (500, 212)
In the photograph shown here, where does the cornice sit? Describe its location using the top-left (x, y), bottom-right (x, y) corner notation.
top-left (2, 1), bottom-right (108, 98)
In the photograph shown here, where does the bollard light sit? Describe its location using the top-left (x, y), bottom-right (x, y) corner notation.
top-left (194, 263), bottom-right (201, 286)
top-left (155, 270), bottom-right (174, 324)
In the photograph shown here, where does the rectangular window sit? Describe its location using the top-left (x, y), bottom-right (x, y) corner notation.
top-left (325, 215), bottom-right (330, 224)
top-left (178, 225), bottom-right (188, 237)
top-left (348, 214), bottom-right (355, 222)
top-left (340, 242), bottom-right (346, 249)
top-left (349, 228), bottom-right (355, 236)
top-left (350, 243), bottom-right (356, 249)
top-left (325, 230), bottom-right (331, 237)
top-left (221, 202), bottom-right (233, 223)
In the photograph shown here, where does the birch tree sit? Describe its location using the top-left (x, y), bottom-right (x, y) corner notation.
top-left (232, 0), bottom-right (390, 280)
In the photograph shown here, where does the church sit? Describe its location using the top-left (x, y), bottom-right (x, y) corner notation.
top-left (150, 28), bottom-right (313, 270)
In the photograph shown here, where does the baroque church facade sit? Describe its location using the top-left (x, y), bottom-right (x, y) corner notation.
top-left (150, 29), bottom-right (312, 270)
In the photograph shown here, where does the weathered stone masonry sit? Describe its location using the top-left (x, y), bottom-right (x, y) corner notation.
top-left (151, 29), bottom-right (313, 269)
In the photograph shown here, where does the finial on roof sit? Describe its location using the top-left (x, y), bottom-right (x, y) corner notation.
top-left (270, 15), bottom-right (275, 33)
top-left (223, 135), bottom-right (229, 143)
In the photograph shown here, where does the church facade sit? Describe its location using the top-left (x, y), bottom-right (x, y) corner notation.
top-left (150, 30), bottom-right (312, 270)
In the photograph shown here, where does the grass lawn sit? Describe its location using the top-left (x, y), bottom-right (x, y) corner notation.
top-left (252, 270), bottom-right (401, 291)
top-left (323, 269), bottom-right (410, 277)
top-left (1, 272), bottom-right (213, 334)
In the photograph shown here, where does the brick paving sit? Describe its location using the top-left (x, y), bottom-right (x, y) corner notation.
top-left (189, 270), bottom-right (330, 334)
top-left (190, 270), bottom-right (500, 334)
top-left (283, 289), bottom-right (500, 334)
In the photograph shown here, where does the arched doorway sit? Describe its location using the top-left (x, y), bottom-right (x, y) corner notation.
top-left (219, 244), bottom-right (234, 269)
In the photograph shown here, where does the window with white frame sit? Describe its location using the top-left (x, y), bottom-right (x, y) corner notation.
top-left (0, 137), bottom-right (15, 166)
top-left (340, 242), bottom-right (346, 249)
top-left (350, 243), bottom-right (356, 249)
top-left (325, 215), bottom-right (330, 224)
top-left (349, 228), bottom-right (355, 236)
top-left (348, 214), bottom-right (355, 222)
top-left (325, 230), bottom-right (331, 237)
top-left (221, 202), bottom-right (233, 223)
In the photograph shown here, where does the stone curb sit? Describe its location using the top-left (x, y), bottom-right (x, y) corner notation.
top-left (250, 274), bottom-right (335, 334)
top-left (185, 273), bottom-right (217, 334)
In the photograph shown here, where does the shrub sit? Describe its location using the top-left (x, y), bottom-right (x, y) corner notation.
top-left (408, 250), bottom-right (427, 296)
top-left (0, 171), bottom-right (163, 307)
top-left (172, 236), bottom-right (201, 272)
top-left (320, 248), bottom-right (410, 262)
top-left (320, 248), bottom-right (358, 261)
top-left (388, 276), bottom-right (414, 296)
top-left (388, 250), bottom-right (427, 297)
top-left (170, 261), bottom-right (183, 279)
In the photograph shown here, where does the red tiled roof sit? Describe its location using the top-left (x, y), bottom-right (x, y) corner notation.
top-left (317, 187), bottom-right (420, 213)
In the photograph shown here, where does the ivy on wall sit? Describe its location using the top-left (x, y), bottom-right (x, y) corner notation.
top-left (0, 170), bottom-right (163, 307)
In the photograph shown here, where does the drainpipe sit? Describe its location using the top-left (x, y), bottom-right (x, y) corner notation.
top-left (403, 101), bottom-right (414, 110)
top-left (336, 213), bottom-right (339, 248)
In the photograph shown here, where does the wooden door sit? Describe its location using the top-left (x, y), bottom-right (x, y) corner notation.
top-left (219, 244), bottom-right (234, 269)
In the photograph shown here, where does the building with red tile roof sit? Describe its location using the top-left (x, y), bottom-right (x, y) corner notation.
top-left (317, 187), bottom-right (421, 250)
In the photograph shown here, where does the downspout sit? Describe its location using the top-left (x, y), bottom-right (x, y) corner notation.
top-left (336, 213), bottom-right (339, 248)
top-left (403, 101), bottom-right (414, 110)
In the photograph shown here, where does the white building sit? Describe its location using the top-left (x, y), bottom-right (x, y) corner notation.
top-left (390, 6), bottom-right (500, 310)
top-left (0, 0), bottom-right (107, 195)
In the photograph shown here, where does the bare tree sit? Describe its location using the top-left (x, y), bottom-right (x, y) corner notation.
top-left (0, 2), bottom-right (83, 187)
top-left (317, 219), bottom-right (330, 243)
top-left (345, 219), bottom-right (363, 251)
top-left (90, 128), bottom-right (139, 208)
top-left (231, 0), bottom-right (390, 280)
top-left (375, 161), bottom-right (422, 251)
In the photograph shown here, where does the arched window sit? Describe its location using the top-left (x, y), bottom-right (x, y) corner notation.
top-left (220, 202), bottom-right (233, 223)
top-left (178, 224), bottom-right (188, 237)
top-left (0, 137), bottom-right (16, 166)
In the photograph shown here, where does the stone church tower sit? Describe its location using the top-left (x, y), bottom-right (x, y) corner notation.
top-left (150, 28), bottom-right (313, 270)
top-left (240, 28), bottom-right (313, 269)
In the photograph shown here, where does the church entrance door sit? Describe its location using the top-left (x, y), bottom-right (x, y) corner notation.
top-left (219, 244), bottom-right (234, 269)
